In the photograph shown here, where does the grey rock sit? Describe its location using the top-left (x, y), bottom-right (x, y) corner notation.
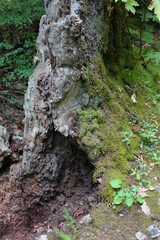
top-left (79, 214), bottom-right (92, 225)
top-left (155, 186), bottom-right (160, 192)
top-left (135, 231), bottom-right (148, 240)
top-left (36, 235), bottom-right (48, 240)
top-left (158, 198), bottom-right (160, 205)
top-left (0, 125), bottom-right (11, 166)
top-left (141, 200), bottom-right (150, 216)
top-left (119, 214), bottom-right (124, 217)
top-left (147, 224), bottom-right (160, 239)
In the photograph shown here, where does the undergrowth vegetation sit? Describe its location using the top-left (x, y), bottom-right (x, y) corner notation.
top-left (48, 207), bottom-right (77, 240)
top-left (0, 0), bottom-right (44, 87)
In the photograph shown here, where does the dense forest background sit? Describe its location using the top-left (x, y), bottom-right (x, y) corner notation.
top-left (0, 0), bottom-right (44, 103)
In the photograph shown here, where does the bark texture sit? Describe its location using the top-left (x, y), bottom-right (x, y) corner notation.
top-left (20, 0), bottom-right (107, 192)
top-left (0, 125), bottom-right (11, 167)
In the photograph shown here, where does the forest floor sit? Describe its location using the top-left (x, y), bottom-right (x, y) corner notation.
top-left (0, 18), bottom-right (160, 240)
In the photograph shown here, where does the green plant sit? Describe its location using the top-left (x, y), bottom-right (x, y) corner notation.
top-left (0, 0), bottom-right (44, 86)
top-left (140, 121), bottom-right (160, 166)
top-left (131, 157), bottom-right (147, 179)
top-left (110, 179), bottom-right (122, 189)
top-left (110, 179), bottom-right (144, 207)
top-left (115, 0), bottom-right (160, 21)
top-left (10, 97), bottom-right (19, 105)
top-left (120, 131), bottom-right (133, 148)
top-left (63, 207), bottom-right (77, 239)
top-left (54, 228), bottom-right (72, 240)
top-left (53, 207), bottom-right (77, 240)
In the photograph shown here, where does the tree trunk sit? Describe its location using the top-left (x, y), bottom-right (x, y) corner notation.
top-left (21, 0), bottom-right (109, 195)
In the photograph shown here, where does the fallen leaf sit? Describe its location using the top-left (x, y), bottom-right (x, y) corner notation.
top-left (97, 232), bottom-right (101, 236)
top-left (137, 186), bottom-right (149, 198)
top-left (65, 203), bottom-right (69, 207)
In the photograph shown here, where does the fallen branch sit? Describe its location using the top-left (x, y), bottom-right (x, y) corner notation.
top-left (0, 94), bottom-right (23, 110)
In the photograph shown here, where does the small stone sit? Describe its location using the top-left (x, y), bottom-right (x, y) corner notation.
top-left (155, 186), bottom-right (160, 192)
top-left (86, 233), bottom-right (90, 237)
top-left (141, 200), bottom-right (150, 216)
top-left (36, 227), bottom-right (46, 234)
top-left (158, 198), bottom-right (160, 205)
top-left (119, 214), bottom-right (124, 217)
top-left (135, 231), bottom-right (148, 240)
top-left (79, 201), bottom-right (83, 206)
top-left (36, 235), bottom-right (48, 240)
top-left (79, 214), bottom-right (92, 225)
top-left (147, 224), bottom-right (160, 239)
top-left (97, 177), bottom-right (102, 184)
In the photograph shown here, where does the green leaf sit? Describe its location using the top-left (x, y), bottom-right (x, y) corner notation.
top-left (136, 196), bottom-right (144, 204)
top-left (114, 195), bottom-right (123, 205)
top-left (132, 185), bottom-right (138, 193)
top-left (142, 31), bottom-right (154, 43)
top-left (148, 0), bottom-right (160, 21)
top-left (125, 196), bottom-right (134, 207)
top-left (110, 179), bottom-right (122, 189)
top-left (126, 192), bottom-right (132, 198)
top-left (122, 0), bottom-right (139, 14)
top-left (136, 174), bottom-right (141, 181)
top-left (54, 228), bottom-right (72, 240)
top-left (118, 189), bottom-right (126, 197)
top-left (144, 52), bottom-right (160, 65)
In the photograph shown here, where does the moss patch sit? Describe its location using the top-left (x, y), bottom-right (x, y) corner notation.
top-left (77, 51), bottom-right (160, 204)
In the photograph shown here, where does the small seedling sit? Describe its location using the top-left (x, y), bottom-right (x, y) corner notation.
top-left (53, 207), bottom-right (77, 240)
top-left (120, 131), bottom-right (133, 148)
top-left (110, 179), bottom-right (144, 207)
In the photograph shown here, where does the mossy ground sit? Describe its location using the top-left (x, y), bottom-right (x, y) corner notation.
top-left (76, 54), bottom-right (160, 238)
top-left (77, 49), bottom-right (160, 201)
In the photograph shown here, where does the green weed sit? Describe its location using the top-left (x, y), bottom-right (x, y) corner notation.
top-left (53, 207), bottom-right (77, 240)
top-left (110, 179), bottom-right (144, 207)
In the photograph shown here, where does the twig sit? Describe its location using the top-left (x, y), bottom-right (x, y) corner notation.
top-left (0, 94), bottom-right (23, 110)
